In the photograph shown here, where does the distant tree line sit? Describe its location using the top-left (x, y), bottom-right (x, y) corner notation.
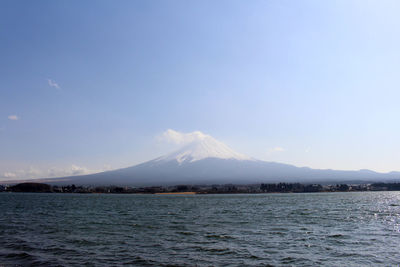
top-left (1, 182), bottom-right (400, 194)
top-left (370, 183), bottom-right (400, 191)
top-left (6, 183), bottom-right (52, 193)
top-left (260, 183), bottom-right (323, 193)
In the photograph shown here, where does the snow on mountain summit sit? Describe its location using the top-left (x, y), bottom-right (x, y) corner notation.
top-left (157, 131), bottom-right (252, 164)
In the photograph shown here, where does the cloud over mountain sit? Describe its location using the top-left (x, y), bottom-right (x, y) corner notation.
top-left (158, 129), bottom-right (251, 163)
top-left (160, 129), bottom-right (209, 145)
top-left (8, 115), bottom-right (19, 120)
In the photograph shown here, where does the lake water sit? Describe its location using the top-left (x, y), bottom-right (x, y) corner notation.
top-left (1, 192), bottom-right (400, 266)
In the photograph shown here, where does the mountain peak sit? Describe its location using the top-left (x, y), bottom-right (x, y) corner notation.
top-left (156, 133), bottom-right (252, 164)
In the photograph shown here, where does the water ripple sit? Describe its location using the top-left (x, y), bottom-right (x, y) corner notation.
top-left (1, 192), bottom-right (400, 266)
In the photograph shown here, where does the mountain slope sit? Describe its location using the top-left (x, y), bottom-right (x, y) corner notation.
top-left (40, 133), bottom-right (400, 186)
top-left (44, 157), bottom-right (400, 186)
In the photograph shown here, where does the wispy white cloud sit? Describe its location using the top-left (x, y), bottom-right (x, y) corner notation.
top-left (47, 165), bottom-right (92, 177)
top-left (158, 129), bottom-right (209, 145)
top-left (1, 164), bottom-right (112, 181)
top-left (1, 167), bottom-right (39, 180)
top-left (266, 146), bottom-right (286, 154)
top-left (8, 115), bottom-right (19, 120)
top-left (265, 146), bottom-right (286, 157)
top-left (47, 79), bottom-right (61, 90)
top-left (3, 172), bottom-right (16, 178)
top-left (272, 147), bottom-right (285, 152)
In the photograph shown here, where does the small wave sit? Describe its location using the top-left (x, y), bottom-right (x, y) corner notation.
top-left (123, 255), bottom-right (157, 266)
top-left (205, 247), bottom-right (230, 252)
top-left (132, 223), bottom-right (158, 229)
top-left (269, 231), bottom-right (286, 236)
top-left (177, 231), bottom-right (195, 236)
top-left (280, 256), bottom-right (296, 263)
top-left (67, 238), bottom-right (97, 246)
top-left (270, 227), bottom-right (288, 231)
top-left (192, 246), bottom-right (236, 255)
top-left (5, 252), bottom-right (34, 260)
top-left (327, 234), bottom-right (349, 239)
top-left (205, 234), bottom-right (234, 240)
top-left (4, 242), bottom-right (34, 251)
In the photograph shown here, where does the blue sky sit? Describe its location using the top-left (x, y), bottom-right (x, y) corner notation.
top-left (1, 0), bottom-right (400, 180)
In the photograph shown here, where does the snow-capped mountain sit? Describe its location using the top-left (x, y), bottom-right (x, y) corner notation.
top-left (155, 133), bottom-right (252, 164)
top-left (39, 132), bottom-right (399, 186)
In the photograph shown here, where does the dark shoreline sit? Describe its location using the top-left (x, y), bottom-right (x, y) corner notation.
top-left (2, 182), bottom-right (400, 194)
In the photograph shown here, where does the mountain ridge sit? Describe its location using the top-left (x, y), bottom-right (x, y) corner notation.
top-left (21, 157), bottom-right (400, 186)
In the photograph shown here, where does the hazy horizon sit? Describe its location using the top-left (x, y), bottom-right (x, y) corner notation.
top-left (2, 0), bottom-right (400, 181)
